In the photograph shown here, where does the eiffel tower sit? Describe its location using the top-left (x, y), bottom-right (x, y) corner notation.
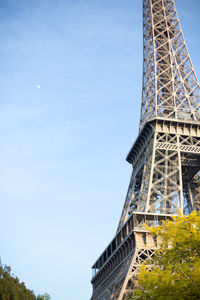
top-left (91, 1), bottom-right (200, 299)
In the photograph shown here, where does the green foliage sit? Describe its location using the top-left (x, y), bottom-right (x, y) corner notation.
top-left (36, 293), bottom-right (51, 300)
top-left (129, 211), bottom-right (200, 300)
top-left (0, 262), bottom-right (50, 300)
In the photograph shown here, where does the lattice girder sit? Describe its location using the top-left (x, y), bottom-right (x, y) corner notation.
top-left (91, 215), bottom-right (164, 300)
top-left (140, 0), bottom-right (200, 129)
top-left (91, 1), bottom-right (200, 299)
top-left (118, 119), bottom-right (200, 229)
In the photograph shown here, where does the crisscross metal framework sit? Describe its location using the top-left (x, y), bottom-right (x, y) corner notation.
top-left (140, 0), bottom-right (200, 129)
top-left (91, 1), bottom-right (200, 300)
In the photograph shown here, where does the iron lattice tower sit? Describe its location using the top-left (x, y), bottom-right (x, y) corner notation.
top-left (91, 1), bottom-right (200, 299)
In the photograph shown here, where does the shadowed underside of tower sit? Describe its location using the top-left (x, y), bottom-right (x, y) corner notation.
top-left (91, 1), bottom-right (200, 299)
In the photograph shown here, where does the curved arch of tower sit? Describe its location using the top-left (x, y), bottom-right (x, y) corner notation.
top-left (91, 1), bottom-right (200, 299)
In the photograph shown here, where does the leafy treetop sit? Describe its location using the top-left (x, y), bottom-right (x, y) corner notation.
top-left (0, 262), bottom-right (51, 300)
top-left (129, 211), bottom-right (200, 300)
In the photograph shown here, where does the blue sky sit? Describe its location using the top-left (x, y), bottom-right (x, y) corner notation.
top-left (0, 0), bottom-right (199, 299)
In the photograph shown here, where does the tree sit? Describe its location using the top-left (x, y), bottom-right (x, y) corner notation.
top-left (36, 293), bottom-right (51, 300)
top-left (129, 211), bottom-right (200, 300)
top-left (0, 262), bottom-right (51, 300)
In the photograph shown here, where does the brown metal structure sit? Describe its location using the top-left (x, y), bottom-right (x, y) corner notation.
top-left (91, 1), bottom-right (200, 299)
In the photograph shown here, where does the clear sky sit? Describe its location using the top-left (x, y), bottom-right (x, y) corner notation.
top-left (0, 0), bottom-right (199, 299)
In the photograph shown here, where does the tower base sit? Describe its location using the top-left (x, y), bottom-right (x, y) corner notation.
top-left (91, 213), bottom-right (170, 300)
